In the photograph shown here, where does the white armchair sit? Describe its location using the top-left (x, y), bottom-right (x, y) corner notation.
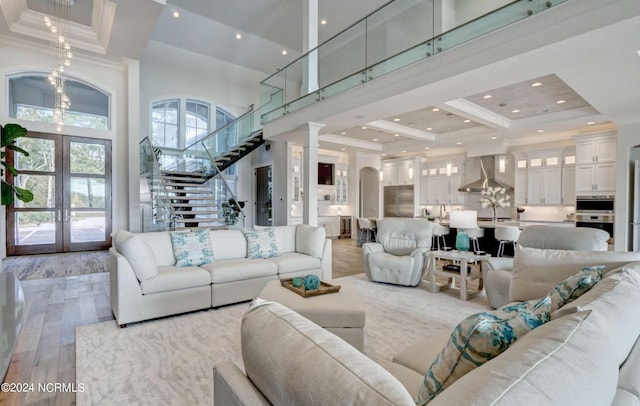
top-left (482, 225), bottom-right (610, 308)
top-left (362, 218), bottom-right (433, 287)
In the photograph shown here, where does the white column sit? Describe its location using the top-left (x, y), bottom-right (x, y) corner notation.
top-left (302, 0), bottom-right (319, 94)
top-left (302, 122), bottom-right (325, 226)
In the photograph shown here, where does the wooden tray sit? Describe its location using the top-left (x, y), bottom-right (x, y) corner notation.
top-left (280, 278), bottom-right (341, 298)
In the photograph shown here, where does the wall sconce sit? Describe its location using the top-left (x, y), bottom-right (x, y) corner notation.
top-left (293, 165), bottom-right (299, 173)
top-left (499, 156), bottom-right (506, 173)
top-left (446, 161), bottom-right (452, 177)
top-left (379, 170), bottom-right (384, 182)
top-left (337, 207), bottom-right (342, 215)
top-left (408, 167), bottom-right (414, 180)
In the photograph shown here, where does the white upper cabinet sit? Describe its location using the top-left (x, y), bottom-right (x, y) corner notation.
top-left (526, 151), bottom-right (562, 205)
top-left (383, 159), bottom-right (415, 186)
top-left (419, 160), bottom-right (463, 205)
top-left (575, 134), bottom-right (616, 195)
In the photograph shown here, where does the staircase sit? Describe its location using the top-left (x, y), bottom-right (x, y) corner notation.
top-left (146, 129), bottom-right (265, 230)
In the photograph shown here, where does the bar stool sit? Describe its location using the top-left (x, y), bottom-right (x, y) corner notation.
top-left (466, 227), bottom-right (484, 252)
top-left (495, 226), bottom-right (521, 257)
top-left (357, 218), bottom-right (377, 244)
top-left (431, 223), bottom-right (450, 250)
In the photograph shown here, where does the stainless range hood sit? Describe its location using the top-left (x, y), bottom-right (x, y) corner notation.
top-left (458, 156), bottom-right (513, 193)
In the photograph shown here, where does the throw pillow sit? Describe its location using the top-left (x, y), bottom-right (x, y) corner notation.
top-left (295, 224), bottom-right (325, 258)
top-left (547, 265), bottom-right (605, 312)
top-left (417, 296), bottom-right (551, 405)
top-left (243, 228), bottom-right (279, 259)
top-left (170, 229), bottom-right (214, 267)
top-left (113, 230), bottom-right (158, 281)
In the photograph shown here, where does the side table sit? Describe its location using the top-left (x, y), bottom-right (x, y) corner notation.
top-left (427, 250), bottom-right (488, 301)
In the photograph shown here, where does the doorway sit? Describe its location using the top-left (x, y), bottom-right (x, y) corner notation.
top-left (359, 167), bottom-right (380, 218)
top-left (6, 132), bottom-right (112, 255)
top-left (255, 165), bottom-right (273, 226)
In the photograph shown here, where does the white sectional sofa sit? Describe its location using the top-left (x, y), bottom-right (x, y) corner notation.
top-left (109, 225), bottom-right (331, 327)
top-left (215, 256), bottom-right (640, 405)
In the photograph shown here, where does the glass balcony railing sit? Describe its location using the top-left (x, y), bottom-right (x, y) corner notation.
top-left (260, 0), bottom-right (568, 123)
top-left (140, 137), bottom-right (175, 229)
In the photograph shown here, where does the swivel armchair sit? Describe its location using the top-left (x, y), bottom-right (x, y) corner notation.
top-left (362, 218), bottom-right (433, 287)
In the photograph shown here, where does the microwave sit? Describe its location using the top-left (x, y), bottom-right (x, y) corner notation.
top-left (575, 196), bottom-right (614, 213)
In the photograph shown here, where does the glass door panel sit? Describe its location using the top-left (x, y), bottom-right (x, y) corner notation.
top-left (6, 133), bottom-right (111, 255)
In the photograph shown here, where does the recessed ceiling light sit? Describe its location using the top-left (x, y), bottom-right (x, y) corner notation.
top-left (373, 138), bottom-right (378, 141)
top-left (361, 126), bottom-right (367, 130)
top-left (587, 121), bottom-right (595, 125)
top-left (394, 134), bottom-right (399, 137)
top-left (463, 119), bottom-right (471, 123)
top-left (393, 118), bottom-right (400, 122)
top-left (432, 108), bottom-right (440, 112)
top-left (340, 148), bottom-right (345, 151)
top-left (483, 94), bottom-right (492, 99)
top-left (282, 50), bottom-right (288, 55)
top-left (172, 9), bottom-right (180, 18)
top-left (537, 129), bottom-right (545, 133)
top-left (320, 19), bottom-right (327, 25)
top-left (456, 142), bottom-right (462, 145)
top-left (531, 82), bottom-right (542, 87)
top-left (402, 150), bottom-right (407, 153)
top-left (381, 153), bottom-right (387, 156)
top-left (340, 131), bottom-right (347, 135)
top-left (491, 136), bottom-right (497, 140)
top-left (424, 147), bottom-right (430, 150)
top-left (235, 33), bottom-right (242, 39)
top-left (426, 127), bottom-right (432, 131)
top-left (511, 109), bottom-right (520, 113)
top-left (556, 100), bottom-right (566, 104)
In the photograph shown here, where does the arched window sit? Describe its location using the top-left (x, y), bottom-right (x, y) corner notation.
top-left (8, 74), bottom-right (110, 130)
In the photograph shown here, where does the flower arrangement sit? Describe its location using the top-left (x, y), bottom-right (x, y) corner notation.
top-left (479, 187), bottom-right (511, 221)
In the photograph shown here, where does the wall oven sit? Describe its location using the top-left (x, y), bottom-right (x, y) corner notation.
top-left (575, 196), bottom-right (614, 245)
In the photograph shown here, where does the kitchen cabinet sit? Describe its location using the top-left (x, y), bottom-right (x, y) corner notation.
top-left (561, 165), bottom-right (575, 205)
top-left (382, 159), bottom-right (414, 186)
top-left (526, 153), bottom-right (561, 205)
top-left (335, 164), bottom-right (348, 204)
top-left (575, 134), bottom-right (616, 195)
top-left (420, 162), bottom-right (463, 205)
top-left (318, 216), bottom-right (340, 238)
top-left (514, 167), bottom-right (528, 206)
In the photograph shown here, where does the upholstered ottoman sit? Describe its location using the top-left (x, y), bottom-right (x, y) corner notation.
top-left (258, 279), bottom-right (366, 351)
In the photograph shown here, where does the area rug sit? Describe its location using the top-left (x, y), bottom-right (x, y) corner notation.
top-left (1, 250), bottom-right (109, 280)
top-left (75, 274), bottom-right (489, 405)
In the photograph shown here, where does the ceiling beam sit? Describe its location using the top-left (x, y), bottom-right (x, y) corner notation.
top-left (319, 134), bottom-right (383, 151)
top-left (442, 98), bottom-right (512, 129)
top-left (365, 120), bottom-right (436, 142)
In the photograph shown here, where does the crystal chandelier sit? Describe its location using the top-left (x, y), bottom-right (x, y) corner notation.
top-left (44, 0), bottom-right (74, 132)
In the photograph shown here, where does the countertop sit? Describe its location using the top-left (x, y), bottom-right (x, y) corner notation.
top-left (432, 219), bottom-right (575, 228)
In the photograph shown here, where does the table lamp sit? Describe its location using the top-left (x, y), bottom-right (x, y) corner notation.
top-left (449, 210), bottom-right (478, 251)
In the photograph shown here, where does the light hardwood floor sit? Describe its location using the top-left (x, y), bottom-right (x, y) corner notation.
top-left (0, 238), bottom-right (365, 405)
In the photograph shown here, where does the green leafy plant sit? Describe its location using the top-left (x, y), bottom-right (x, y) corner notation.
top-left (1, 123), bottom-right (34, 205)
top-left (221, 197), bottom-right (245, 225)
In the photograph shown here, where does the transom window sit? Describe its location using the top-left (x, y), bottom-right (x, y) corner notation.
top-left (8, 74), bottom-right (110, 130)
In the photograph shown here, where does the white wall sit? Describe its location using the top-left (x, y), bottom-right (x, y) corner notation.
top-left (0, 36), bottom-right (128, 258)
top-left (614, 122), bottom-right (640, 250)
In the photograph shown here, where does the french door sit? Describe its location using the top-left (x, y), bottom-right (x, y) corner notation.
top-left (6, 132), bottom-right (112, 255)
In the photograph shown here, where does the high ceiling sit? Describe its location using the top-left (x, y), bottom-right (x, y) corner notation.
top-left (1, 0), bottom-right (639, 159)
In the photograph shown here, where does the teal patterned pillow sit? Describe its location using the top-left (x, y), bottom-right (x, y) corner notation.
top-left (243, 228), bottom-right (279, 259)
top-left (548, 265), bottom-right (604, 311)
top-left (417, 296), bottom-right (551, 404)
top-left (170, 229), bottom-right (214, 267)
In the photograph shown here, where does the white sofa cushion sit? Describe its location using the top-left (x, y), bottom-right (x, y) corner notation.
top-left (114, 230), bottom-right (158, 281)
top-left (209, 229), bottom-right (247, 260)
top-left (242, 299), bottom-right (415, 406)
top-left (268, 252), bottom-right (321, 275)
top-left (170, 229), bottom-right (214, 267)
top-left (135, 231), bottom-right (176, 266)
top-left (202, 258), bottom-right (278, 283)
top-left (510, 245), bottom-right (640, 302)
top-left (295, 224), bottom-right (325, 258)
top-left (255, 225), bottom-right (297, 253)
top-left (243, 228), bottom-right (279, 259)
top-left (140, 265), bottom-right (211, 294)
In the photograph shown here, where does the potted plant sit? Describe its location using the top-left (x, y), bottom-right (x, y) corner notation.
top-left (221, 197), bottom-right (246, 225)
top-left (1, 123), bottom-right (33, 205)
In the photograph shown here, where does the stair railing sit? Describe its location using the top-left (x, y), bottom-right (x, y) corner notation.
top-left (202, 143), bottom-right (246, 225)
top-left (140, 137), bottom-right (176, 230)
